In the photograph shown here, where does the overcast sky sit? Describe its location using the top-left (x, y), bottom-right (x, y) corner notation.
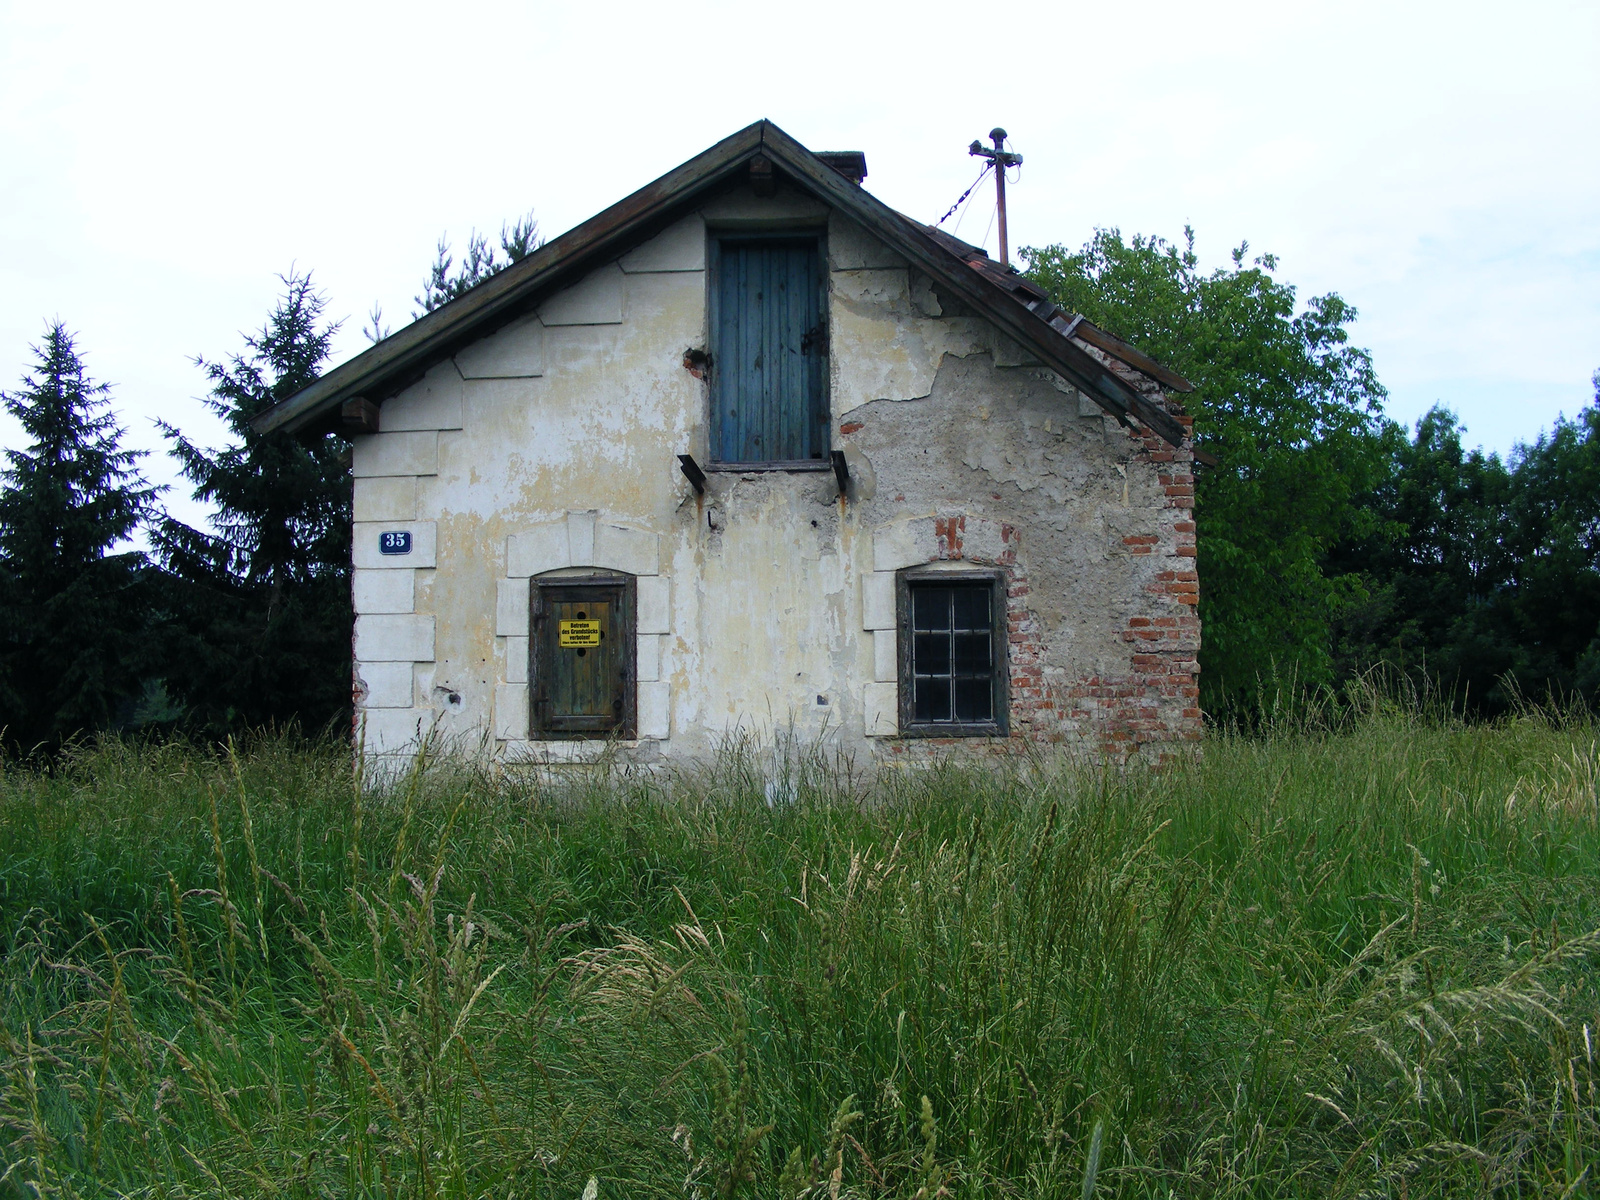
top-left (3, 0), bottom-right (1596, 531)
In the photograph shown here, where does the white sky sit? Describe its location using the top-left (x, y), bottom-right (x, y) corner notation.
top-left (3, 0), bottom-right (1596, 531)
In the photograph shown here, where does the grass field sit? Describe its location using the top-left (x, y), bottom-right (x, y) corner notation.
top-left (1, 707), bottom-right (1598, 1198)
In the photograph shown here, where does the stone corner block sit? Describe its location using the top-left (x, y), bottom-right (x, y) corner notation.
top-left (382, 361), bottom-right (465, 430)
top-left (453, 314), bottom-right (544, 380)
top-left (353, 475), bottom-right (417, 523)
top-left (537, 263), bottom-right (624, 326)
top-left (637, 576), bottom-right (670, 634)
top-left (494, 684), bottom-right (529, 741)
top-left (873, 629), bottom-right (898, 682)
top-left (637, 681), bottom-right (670, 740)
top-left (636, 633), bottom-right (661, 682)
top-left (356, 661), bottom-right (415, 708)
top-left (353, 568), bottom-right (415, 614)
top-left (354, 614), bottom-right (436, 663)
top-left (961, 517), bottom-right (1010, 565)
top-left (506, 521), bottom-right (569, 578)
top-left (873, 518), bottom-right (937, 572)
top-left (594, 523), bottom-right (660, 576)
top-left (353, 521), bottom-right (437, 570)
top-left (863, 682), bottom-right (899, 737)
top-left (351, 430), bottom-right (439, 478)
top-left (502, 636), bottom-right (529, 684)
top-left (862, 572), bottom-right (897, 631)
top-left (566, 510), bottom-right (598, 566)
top-left (496, 577), bottom-right (531, 637)
top-left (359, 708), bottom-right (429, 756)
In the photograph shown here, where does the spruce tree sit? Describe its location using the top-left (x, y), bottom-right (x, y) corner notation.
top-left (0, 323), bottom-right (157, 749)
top-left (154, 271), bottom-right (352, 734)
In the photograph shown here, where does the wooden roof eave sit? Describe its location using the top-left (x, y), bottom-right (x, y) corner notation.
top-left (752, 125), bottom-right (1188, 446)
top-left (256, 118), bottom-right (1190, 449)
top-left (253, 122), bottom-right (767, 436)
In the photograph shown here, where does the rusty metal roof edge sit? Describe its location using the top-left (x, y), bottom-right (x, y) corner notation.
top-left (254, 121), bottom-right (769, 435)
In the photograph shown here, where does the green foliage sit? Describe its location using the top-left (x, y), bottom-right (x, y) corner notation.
top-left (1334, 381), bottom-right (1600, 711)
top-left (0, 324), bottom-right (158, 749)
top-left (413, 210), bottom-right (541, 316)
top-left (153, 271), bottom-right (352, 734)
top-left (1024, 229), bottom-right (1391, 711)
top-left (2, 714), bottom-right (1597, 1197)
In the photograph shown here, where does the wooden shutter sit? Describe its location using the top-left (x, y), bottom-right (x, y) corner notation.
top-left (531, 578), bottom-right (635, 738)
top-left (711, 237), bottom-right (828, 464)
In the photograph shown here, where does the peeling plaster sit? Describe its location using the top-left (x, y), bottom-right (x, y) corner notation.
top-left (354, 187), bottom-right (1198, 765)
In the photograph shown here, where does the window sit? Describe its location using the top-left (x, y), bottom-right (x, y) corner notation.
top-left (710, 235), bottom-right (828, 465)
top-left (898, 573), bottom-right (1008, 737)
top-left (531, 576), bottom-right (635, 738)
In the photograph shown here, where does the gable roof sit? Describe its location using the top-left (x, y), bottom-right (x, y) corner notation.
top-left (254, 120), bottom-right (1192, 446)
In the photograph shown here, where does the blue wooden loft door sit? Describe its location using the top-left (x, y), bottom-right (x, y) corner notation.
top-left (712, 238), bottom-right (828, 464)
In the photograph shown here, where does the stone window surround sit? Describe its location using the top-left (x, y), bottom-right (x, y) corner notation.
top-left (497, 510), bottom-right (670, 750)
top-left (860, 514), bottom-right (1018, 738)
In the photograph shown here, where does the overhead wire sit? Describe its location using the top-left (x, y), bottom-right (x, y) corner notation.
top-left (937, 133), bottom-right (1022, 257)
top-left (935, 163), bottom-right (992, 229)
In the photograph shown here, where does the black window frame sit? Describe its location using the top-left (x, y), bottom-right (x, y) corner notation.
top-left (706, 229), bottom-right (831, 470)
top-left (529, 574), bottom-right (637, 740)
top-left (896, 568), bottom-right (1009, 738)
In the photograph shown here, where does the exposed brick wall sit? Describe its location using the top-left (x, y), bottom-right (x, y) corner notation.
top-left (1055, 414), bottom-right (1202, 759)
top-left (878, 404), bottom-right (1202, 763)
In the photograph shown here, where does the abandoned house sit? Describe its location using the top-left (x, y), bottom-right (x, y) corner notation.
top-left (255, 120), bottom-right (1202, 766)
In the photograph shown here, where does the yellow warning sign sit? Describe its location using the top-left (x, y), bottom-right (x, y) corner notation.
top-left (559, 619), bottom-right (601, 647)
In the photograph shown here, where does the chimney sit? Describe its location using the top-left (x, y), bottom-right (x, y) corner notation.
top-left (815, 151), bottom-right (868, 185)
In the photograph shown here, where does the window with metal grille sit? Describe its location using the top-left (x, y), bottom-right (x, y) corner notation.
top-left (709, 235), bottom-right (829, 465)
top-left (898, 574), bottom-right (1008, 736)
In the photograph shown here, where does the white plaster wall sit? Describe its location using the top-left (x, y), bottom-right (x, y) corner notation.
top-left (350, 187), bottom-right (1182, 767)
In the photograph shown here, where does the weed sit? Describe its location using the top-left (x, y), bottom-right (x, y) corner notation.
top-left (0, 710), bottom-right (1597, 1197)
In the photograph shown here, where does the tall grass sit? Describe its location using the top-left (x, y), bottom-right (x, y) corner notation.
top-left (1, 711), bottom-right (1597, 1198)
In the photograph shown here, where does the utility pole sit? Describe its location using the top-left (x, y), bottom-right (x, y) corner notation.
top-left (968, 127), bottom-right (1023, 267)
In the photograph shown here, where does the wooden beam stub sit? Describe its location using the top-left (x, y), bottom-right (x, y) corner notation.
top-left (341, 397), bottom-right (380, 434)
top-left (749, 154), bottom-right (776, 197)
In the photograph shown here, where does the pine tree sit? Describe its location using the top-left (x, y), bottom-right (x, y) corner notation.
top-left (0, 323), bottom-right (157, 749)
top-left (154, 271), bottom-right (352, 734)
top-left (412, 210), bottom-right (540, 315)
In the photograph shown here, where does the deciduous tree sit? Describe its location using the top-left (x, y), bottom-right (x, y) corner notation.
top-left (1025, 229), bottom-right (1391, 710)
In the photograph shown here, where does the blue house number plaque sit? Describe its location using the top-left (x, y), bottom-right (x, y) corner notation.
top-left (379, 530), bottom-right (412, 556)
